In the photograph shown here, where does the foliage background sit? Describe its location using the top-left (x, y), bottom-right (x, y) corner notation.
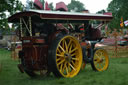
top-left (107, 0), bottom-right (128, 30)
top-left (0, 0), bottom-right (23, 34)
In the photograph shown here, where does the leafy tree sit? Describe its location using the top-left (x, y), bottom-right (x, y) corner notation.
top-left (40, 0), bottom-right (44, 9)
top-left (0, 0), bottom-right (23, 34)
top-left (67, 0), bottom-right (85, 12)
top-left (49, 2), bottom-right (54, 10)
top-left (96, 9), bottom-right (106, 14)
top-left (28, 1), bottom-right (35, 9)
top-left (107, 0), bottom-right (128, 30)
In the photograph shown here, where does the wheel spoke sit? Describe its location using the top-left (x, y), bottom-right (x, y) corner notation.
top-left (56, 54), bottom-right (64, 57)
top-left (64, 40), bottom-right (68, 52)
top-left (69, 47), bottom-right (77, 54)
top-left (99, 63), bottom-right (102, 69)
top-left (64, 62), bottom-right (69, 75)
top-left (102, 57), bottom-right (105, 60)
top-left (60, 64), bottom-right (63, 73)
top-left (67, 39), bottom-right (72, 49)
top-left (67, 63), bottom-right (71, 72)
top-left (63, 61), bottom-right (67, 69)
top-left (97, 60), bottom-right (104, 69)
top-left (69, 63), bottom-right (76, 71)
top-left (102, 61), bottom-right (106, 67)
top-left (100, 52), bottom-right (104, 58)
top-left (94, 58), bottom-right (98, 62)
top-left (57, 48), bottom-right (62, 54)
top-left (94, 60), bottom-right (98, 65)
top-left (57, 59), bottom-right (65, 66)
top-left (94, 58), bottom-right (100, 62)
top-left (98, 52), bottom-right (102, 57)
top-left (71, 61), bottom-right (75, 67)
top-left (95, 64), bottom-right (99, 69)
top-left (56, 57), bottom-right (61, 62)
top-left (71, 53), bottom-right (76, 57)
top-left (65, 65), bottom-right (69, 75)
top-left (101, 63), bottom-right (105, 68)
top-left (72, 58), bottom-right (79, 61)
top-left (69, 44), bottom-right (73, 52)
top-left (61, 62), bottom-right (65, 73)
top-left (62, 40), bottom-right (65, 48)
top-left (95, 53), bottom-right (100, 58)
top-left (59, 45), bottom-right (65, 53)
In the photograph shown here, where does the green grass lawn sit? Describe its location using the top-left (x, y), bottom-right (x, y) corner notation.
top-left (0, 48), bottom-right (128, 85)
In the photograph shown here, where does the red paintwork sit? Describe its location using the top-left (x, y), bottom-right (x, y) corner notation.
top-left (45, 2), bottom-right (50, 10)
top-left (8, 10), bottom-right (113, 23)
top-left (103, 12), bottom-right (112, 16)
top-left (21, 37), bottom-right (45, 45)
top-left (20, 31), bottom-right (62, 71)
top-left (21, 36), bottom-right (48, 70)
top-left (35, 39), bottom-right (45, 43)
top-left (34, 0), bottom-right (43, 9)
top-left (22, 44), bottom-right (48, 70)
top-left (56, 2), bottom-right (68, 11)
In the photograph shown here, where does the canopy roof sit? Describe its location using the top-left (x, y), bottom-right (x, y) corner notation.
top-left (8, 9), bottom-right (113, 23)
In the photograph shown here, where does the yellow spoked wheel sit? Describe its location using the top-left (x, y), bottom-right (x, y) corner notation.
top-left (91, 48), bottom-right (109, 71)
top-left (48, 35), bottom-right (82, 78)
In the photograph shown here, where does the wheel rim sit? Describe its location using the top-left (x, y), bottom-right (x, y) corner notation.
top-left (56, 36), bottom-right (82, 77)
top-left (93, 49), bottom-right (109, 71)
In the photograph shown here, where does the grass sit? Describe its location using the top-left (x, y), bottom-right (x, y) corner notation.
top-left (0, 47), bottom-right (128, 85)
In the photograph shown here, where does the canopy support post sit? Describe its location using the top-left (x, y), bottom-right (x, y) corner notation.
top-left (29, 17), bottom-right (32, 36)
top-left (22, 18), bottom-right (32, 36)
top-left (20, 18), bottom-right (23, 37)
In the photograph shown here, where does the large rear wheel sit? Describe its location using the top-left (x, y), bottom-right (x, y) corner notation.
top-left (91, 48), bottom-right (109, 71)
top-left (48, 35), bottom-right (82, 78)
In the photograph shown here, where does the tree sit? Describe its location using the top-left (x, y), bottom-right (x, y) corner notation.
top-left (40, 0), bottom-right (44, 9)
top-left (28, 1), bottom-right (35, 9)
top-left (96, 9), bottom-right (106, 14)
top-left (0, 0), bottom-right (23, 34)
top-left (67, 0), bottom-right (85, 12)
top-left (107, 0), bottom-right (128, 30)
top-left (49, 2), bottom-right (54, 10)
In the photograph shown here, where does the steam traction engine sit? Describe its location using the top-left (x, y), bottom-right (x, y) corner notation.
top-left (8, 10), bottom-right (112, 78)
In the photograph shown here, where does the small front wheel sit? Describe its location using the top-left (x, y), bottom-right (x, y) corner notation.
top-left (91, 48), bottom-right (109, 71)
